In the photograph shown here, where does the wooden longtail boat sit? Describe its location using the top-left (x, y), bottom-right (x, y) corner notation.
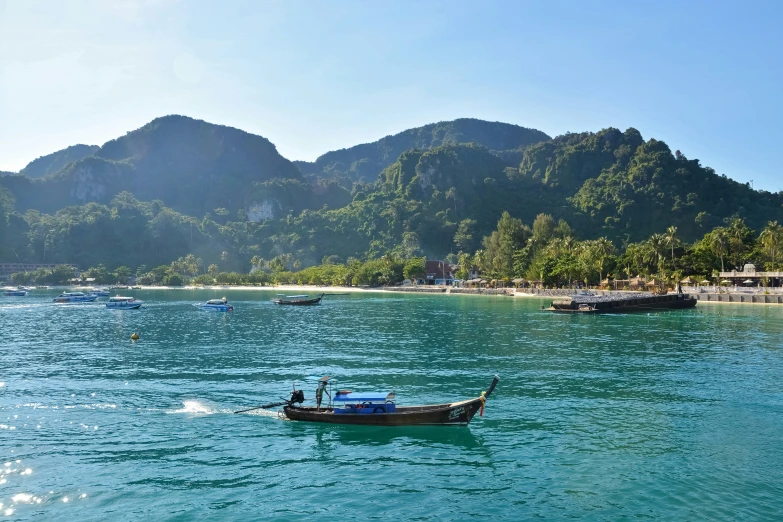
top-left (277, 376), bottom-right (499, 426)
top-left (272, 293), bottom-right (324, 306)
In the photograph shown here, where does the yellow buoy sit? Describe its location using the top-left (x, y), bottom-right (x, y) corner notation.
top-left (130, 333), bottom-right (139, 340)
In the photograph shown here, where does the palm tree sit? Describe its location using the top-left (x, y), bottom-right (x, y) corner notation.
top-left (665, 226), bottom-right (680, 268)
top-left (760, 221), bottom-right (783, 271)
top-left (647, 233), bottom-right (667, 278)
top-left (593, 237), bottom-right (614, 283)
top-left (710, 228), bottom-right (729, 273)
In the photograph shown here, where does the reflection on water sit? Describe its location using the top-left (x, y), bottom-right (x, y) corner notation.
top-left (1, 289), bottom-right (783, 520)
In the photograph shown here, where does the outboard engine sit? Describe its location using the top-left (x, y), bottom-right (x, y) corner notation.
top-left (289, 389), bottom-right (305, 405)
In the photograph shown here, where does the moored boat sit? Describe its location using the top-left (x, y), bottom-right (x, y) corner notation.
top-left (106, 296), bottom-right (143, 309)
top-left (2, 287), bottom-right (28, 296)
top-left (272, 293), bottom-right (324, 306)
top-left (545, 291), bottom-right (696, 313)
top-left (53, 291), bottom-right (98, 303)
top-left (238, 375), bottom-right (499, 426)
top-left (88, 288), bottom-right (111, 297)
top-left (198, 297), bottom-right (233, 311)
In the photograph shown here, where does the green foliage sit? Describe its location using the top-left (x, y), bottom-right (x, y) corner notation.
top-left (10, 264), bottom-right (77, 285)
top-left (403, 257), bottom-right (426, 280)
top-left (298, 118), bottom-right (550, 183)
top-left (163, 273), bottom-right (184, 286)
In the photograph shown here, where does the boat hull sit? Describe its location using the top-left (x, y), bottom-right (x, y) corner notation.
top-left (53, 296), bottom-right (98, 303)
top-left (547, 297), bottom-right (697, 314)
top-left (106, 303), bottom-right (143, 309)
top-left (272, 294), bottom-right (323, 306)
top-left (283, 398), bottom-right (484, 426)
top-left (198, 304), bottom-right (233, 311)
top-left (3, 291), bottom-right (27, 296)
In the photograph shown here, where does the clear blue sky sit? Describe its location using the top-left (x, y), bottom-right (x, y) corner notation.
top-left (1, 0), bottom-right (781, 190)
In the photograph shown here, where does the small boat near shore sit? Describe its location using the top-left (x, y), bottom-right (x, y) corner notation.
top-left (2, 287), bottom-right (28, 296)
top-left (198, 297), bottom-right (233, 312)
top-left (237, 375), bottom-right (499, 426)
top-left (106, 296), bottom-right (143, 310)
top-left (272, 293), bottom-right (324, 306)
top-left (53, 292), bottom-right (98, 303)
top-left (88, 288), bottom-right (111, 297)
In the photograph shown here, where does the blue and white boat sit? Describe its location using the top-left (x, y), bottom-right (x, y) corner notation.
top-left (53, 292), bottom-right (98, 303)
top-left (197, 298), bottom-right (233, 312)
top-left (106, 296), bottom-right (143, 310)
top-left (2, 287), bottom-right (27, 296)
top-left (88, 288), bottom-right (111, 297)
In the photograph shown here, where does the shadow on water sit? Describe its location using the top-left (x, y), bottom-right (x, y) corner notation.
top-left (294, 422), bottom-right (487, 450)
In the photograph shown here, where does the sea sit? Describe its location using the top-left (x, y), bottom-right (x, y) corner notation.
top-left (1, 289), bottom-right (782, 521)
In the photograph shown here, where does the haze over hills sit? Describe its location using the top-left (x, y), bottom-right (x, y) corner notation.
top-left (294, 118), bottom-right (551, 183)
top-left (3, 115), bottom-right (326, 217)
top-left (19, 144), bottom-right (99, 179)
top-left (1, 115), bottom-right (781, 271)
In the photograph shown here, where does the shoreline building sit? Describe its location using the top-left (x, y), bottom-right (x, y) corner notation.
top-left (0, 263), bottom-right (79, 281)
top-left (719, 264), bottom-right (783, 287)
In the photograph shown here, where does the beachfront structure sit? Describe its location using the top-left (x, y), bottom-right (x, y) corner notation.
top-left (423, 260), bottom-right (456, 285)
top-left (0, 263), bottom-right (79, 280)
top-left (719, 264), bottom-right (783, 287)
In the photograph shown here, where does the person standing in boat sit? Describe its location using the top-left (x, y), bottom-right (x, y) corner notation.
top-left (315, 380), bottom-right (331, 411)
top-left (315, 381), bottom-right (325, 410)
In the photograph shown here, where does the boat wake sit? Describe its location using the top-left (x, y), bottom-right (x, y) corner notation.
top-left (169, 400), bottom-right (229, 415)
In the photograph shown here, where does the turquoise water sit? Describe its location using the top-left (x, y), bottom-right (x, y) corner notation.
top-left (1, 290), bottom-right (782, 520)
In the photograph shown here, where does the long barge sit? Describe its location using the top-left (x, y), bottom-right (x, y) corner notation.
top-left (545, 292), bottom-right (696, 313)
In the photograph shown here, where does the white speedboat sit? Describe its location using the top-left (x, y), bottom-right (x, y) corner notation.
top-left (53, 292), bottom-right (98, 303)
top-left (88, 288), bottom-right (111, 297)
top-left (197, 298), bottom-right (233, 312)
top-left (106, 296), bottom-right (143, 309)
top-left (2, 287), bottom-right (27, 297)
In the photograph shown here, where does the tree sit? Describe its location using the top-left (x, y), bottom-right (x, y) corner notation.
top-left (453, 219), bottom-right (477, 252)
top-left (646, 233), bottom-right (667, 278)
top-left (727, 217), bottom-right (754, 269)
top-left (482, 211), bottom-right (530, 278)
top-left (760, 221), bottom-right (783, 271)
top-left (114, 266), bottom-right (131, 284)
top-left (532, 213), bottom-right (556, 240)
top-left (208, 264), bottom-right (219, 277)
top-left (592, 237), bottom-right (614, 283)
top-left (665, 226), bottom-right (679, 268)
top-left (707, 228), bottom-right (729, 273)
top-left (403, 257), bottom-right (426, 281)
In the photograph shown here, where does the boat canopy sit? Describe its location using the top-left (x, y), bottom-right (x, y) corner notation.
top-left (333, 392), bottom-right (395, 403)
top-left (206, 298), bottom-right (227, 305)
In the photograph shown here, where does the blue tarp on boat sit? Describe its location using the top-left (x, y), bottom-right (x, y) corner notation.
top-left (333, 392), bottom-right (394, 403)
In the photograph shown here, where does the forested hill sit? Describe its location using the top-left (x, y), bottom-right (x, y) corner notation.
top-left (269, 132), bottom-right (783, 263)
top-left (19, 144), bottom-right (99, 179)
top-left (293, 118), bottom-right (551, 183)
top-left (3, 115), bottom-right (330, 217)
top-left (2, 117), bottom-right (782, 272)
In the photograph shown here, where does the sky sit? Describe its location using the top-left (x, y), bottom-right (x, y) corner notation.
top-left (1, 0), bottom-right (781, 190)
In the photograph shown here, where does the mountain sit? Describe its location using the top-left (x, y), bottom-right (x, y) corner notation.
top-left (294, 118), bottom-right (551, 183)
top-left (19, 144), bottom-right (99, 179)
top-left (271, 128), bottom-right (783, 263)
top-left (5, 115), bottom-right (324, 217)
top-left (3, 117), bottom-right (782, 272)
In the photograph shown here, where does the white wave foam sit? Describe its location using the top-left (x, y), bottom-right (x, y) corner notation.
top-left (169, 400), bottom-right (230, 415)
